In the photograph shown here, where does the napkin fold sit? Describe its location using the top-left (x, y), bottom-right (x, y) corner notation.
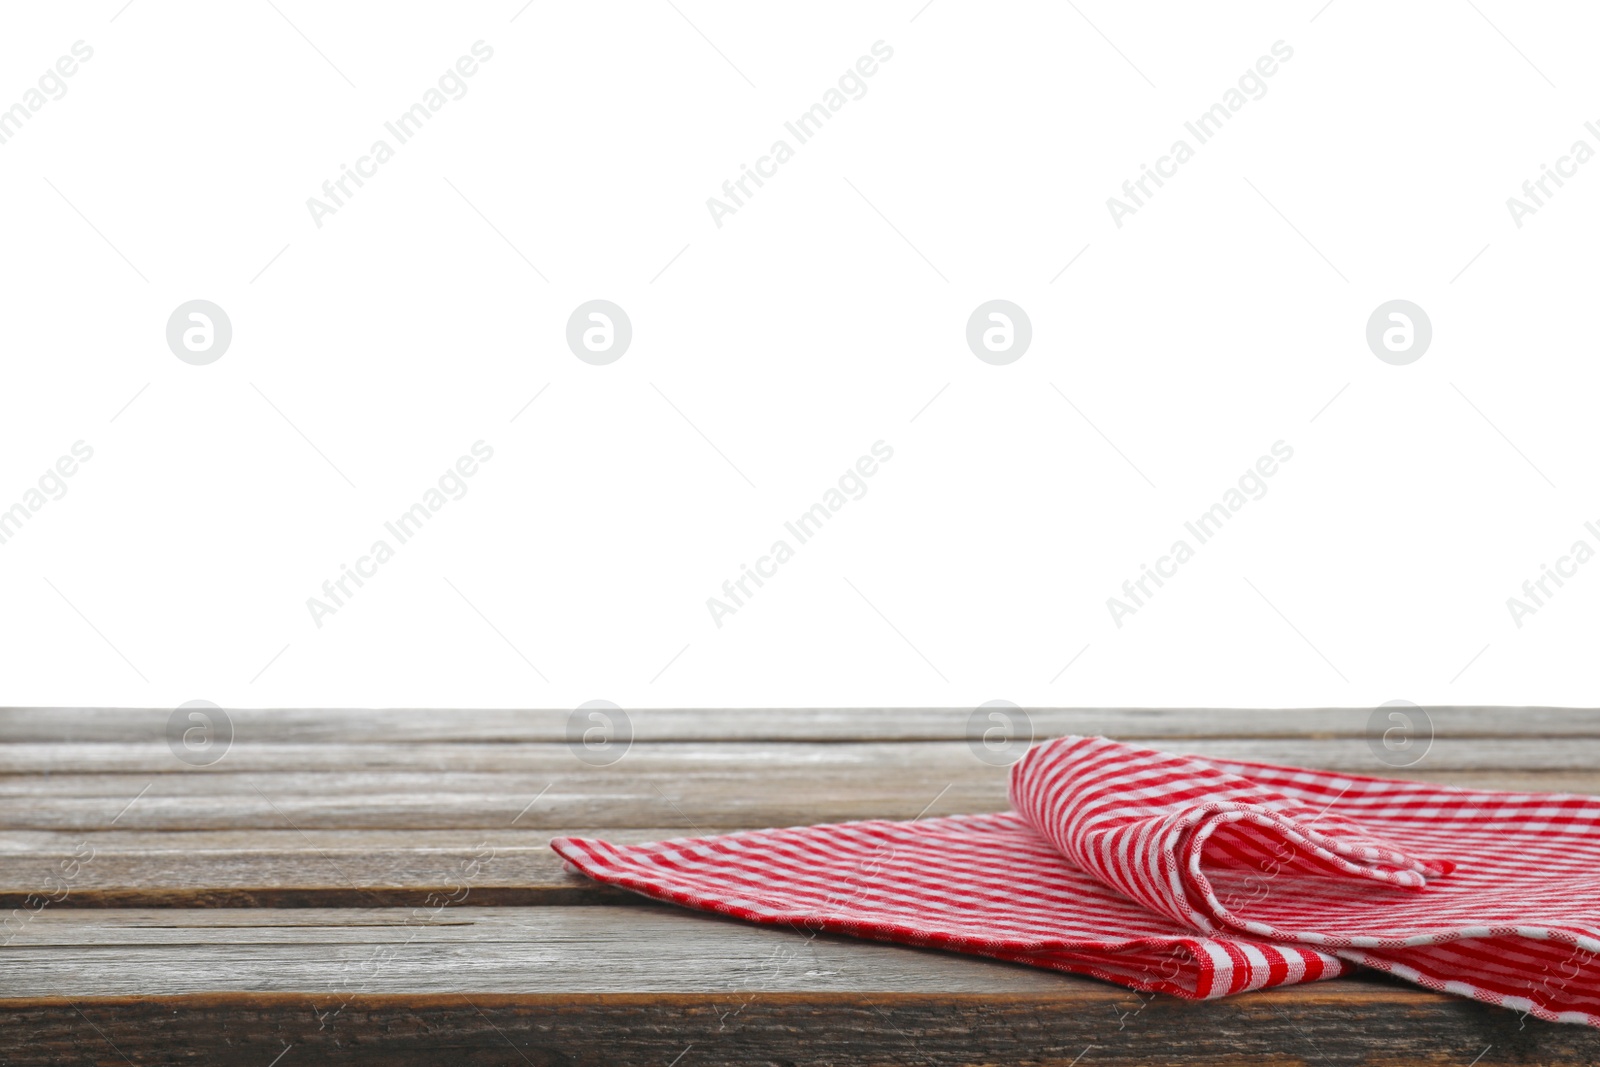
top-left (551, 735), bottom-right (1600, 1025)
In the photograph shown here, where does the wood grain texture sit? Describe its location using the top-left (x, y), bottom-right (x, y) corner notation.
top-left (7, 989), bottom-right (1598, 1067)
top-left (2, 741), bottom-right (1596, 835)
top-left (10, 990), bottom-right (1596, 1067)
top-left (5, 708), bottom-right (1599, 1061)
top-left (3, 731), bottom-right (1598, 907)
top-left (0, 829), bottom-right (654, 908)
top-left (1, 705), bottom-right (1593, 742)
top-left (0, 906), bottom-right (1074, 994)
top-left (5, 764), bottom-right (1600, 909)
top-left (1, 909), bottom-right (1596, 1065)
top-left (9, 735), bottom-right (1600, 775)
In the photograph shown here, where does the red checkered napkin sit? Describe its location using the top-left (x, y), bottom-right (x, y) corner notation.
top-left (552, 735), bottom-right (1600, 1024)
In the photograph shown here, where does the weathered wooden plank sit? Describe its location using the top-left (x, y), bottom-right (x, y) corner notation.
top-left (1, 705), bottom-right (1593, 742)
top-left (7, 990), bottom-right (1595, 1067)
top-left (4, 764), bottom-right (1598, 909)
top-left (2, 739), bottom-right (1596, 907)
top-left (0, 829), bottom-right (648, 909)
top-left (6, 736), bottom-right (1600, 778)
top-left (1, 740), bottom-right (1596, 834)
top-left (1, 909), bottom-right (1594, 1066)
top-left (0, 767), bottom-right (1556, 905)
top-left (0, 828), bottom-right (636, 853)
top-left (5, 775), bottom-right (1598, 833)
top-left (0, 906), bottom-right (1114, 993)
top-left (10, 989), bottom-right (1593, 1067)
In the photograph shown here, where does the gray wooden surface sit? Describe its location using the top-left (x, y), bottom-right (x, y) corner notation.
top-left (3, 707), bottom-right (1597, 1065)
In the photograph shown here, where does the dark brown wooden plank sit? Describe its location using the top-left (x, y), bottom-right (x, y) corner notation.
top-left (9, 989), bottom-right (1597, 1067)
top-left (12, 988), bottom-right (1595, 1067)
top-left (1, 908), bottom-right (1595, 1066)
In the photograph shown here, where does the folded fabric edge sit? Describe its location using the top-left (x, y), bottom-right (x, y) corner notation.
top-left (1330, 944), bottom-right (1600, 1028)
top-left (550, 834), bottom-right (1353, 1000)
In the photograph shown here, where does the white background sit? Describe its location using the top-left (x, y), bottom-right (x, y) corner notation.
top-left (1, 1), bottom-right (1595, 712)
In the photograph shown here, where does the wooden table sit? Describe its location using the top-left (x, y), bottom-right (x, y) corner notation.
top-left (4, 707), bottom-right (1599, 1065)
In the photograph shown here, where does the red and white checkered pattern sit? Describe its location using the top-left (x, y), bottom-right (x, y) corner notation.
top-left (552, 735), bottom-right (1600, 1024)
